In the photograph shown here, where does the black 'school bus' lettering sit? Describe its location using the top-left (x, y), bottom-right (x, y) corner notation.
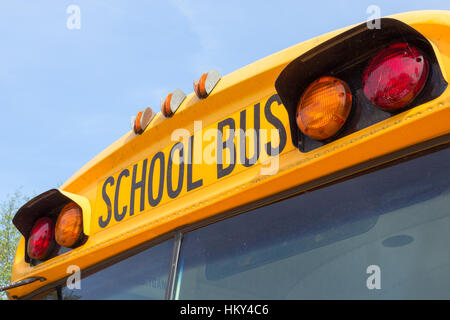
top-left (99, 176), bottom-right (114, 228)
top-left (130, 159), bottom-right (148, 216)
top-left (167, 142), bottom-right (184, 199)
top-left (187, 135), bottom-right (203, 192)
top-left (239, 103), bottom-right (260, 167)
top-left (217, 118), bottom-right (236, 179)
top-left (98, 94), bottom-right (289, 228)
top-left (148, 152), bottom-right (165, 207)
top-left (114, 169), bottom-right (129, 222)
top-left (265, 94), bottom-right (287, 156)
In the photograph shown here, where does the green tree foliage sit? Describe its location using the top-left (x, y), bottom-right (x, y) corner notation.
top-left (0, 191), bottom-right (29, 299)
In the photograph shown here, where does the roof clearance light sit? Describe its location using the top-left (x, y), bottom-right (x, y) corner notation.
top-left (132, 107), bottom-right (154, 135)
top-left (55, 202), bottom-right (84, 248)
top-left (27, 217), bottom-right (55, 260)
top-left (193, 69), bottom-right (222, 99)
top-left (161, 88), bottom-right (187, 118)
top-left (194, 73), bottom-right (208, 99)
top-left (296, 76), bottom-right (352, 141)
top-left (362, 42), bottom-right (429, 111)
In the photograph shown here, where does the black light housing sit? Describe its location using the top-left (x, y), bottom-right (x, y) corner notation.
top-left (13, 189), bottom-right (79, 263)
top-left (275, 18), bottom-right (447, 152)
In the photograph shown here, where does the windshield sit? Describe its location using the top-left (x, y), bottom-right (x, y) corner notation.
top-left (60, 238), bottom-right (173, 300)
top-left (174, 145), bottom-right (450, 299)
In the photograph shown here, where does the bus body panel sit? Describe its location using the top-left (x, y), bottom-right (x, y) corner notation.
top-left (8, 10), bottom-right (450, 299)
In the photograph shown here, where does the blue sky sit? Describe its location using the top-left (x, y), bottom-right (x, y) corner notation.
top-left (1, 1), bottom-right (449, 202)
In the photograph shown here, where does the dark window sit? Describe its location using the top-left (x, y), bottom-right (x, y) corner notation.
top-left (61, 239), bottom-right (173, 300)
top-left (174, 146), bottom-right (450, 299)
top-left (32, 288), bottom-right (59, 300)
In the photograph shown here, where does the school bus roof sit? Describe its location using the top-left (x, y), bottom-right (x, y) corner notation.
top-left (61, 9), bottom-right (450, 194)
top-left (8, 10), bottom-right (450, 299)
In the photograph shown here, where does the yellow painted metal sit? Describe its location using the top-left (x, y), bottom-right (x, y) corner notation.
top-left (8, 10), bottom-right (450, 299)
top-left (92, 93), bottom-right (292, 234)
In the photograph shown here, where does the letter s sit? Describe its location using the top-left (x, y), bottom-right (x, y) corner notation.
top-left (99, 176), bottom-right (114, 228)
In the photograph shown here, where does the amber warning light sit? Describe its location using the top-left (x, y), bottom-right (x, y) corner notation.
top-left (296, 76), bottom-right (352, 141)
top-left (55, 202), bottom-right (84, 248)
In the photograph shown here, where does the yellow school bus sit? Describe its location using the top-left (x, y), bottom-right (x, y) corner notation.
top-left (3, 10), bottom-right (450, 300)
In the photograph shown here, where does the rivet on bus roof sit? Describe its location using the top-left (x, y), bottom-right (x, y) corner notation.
top-left (194, 69), bottom-right (221, 99)
top-left (131, 107), bottom-right (155, 135)
top-left (161, 88), bottom-right (187, 118)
